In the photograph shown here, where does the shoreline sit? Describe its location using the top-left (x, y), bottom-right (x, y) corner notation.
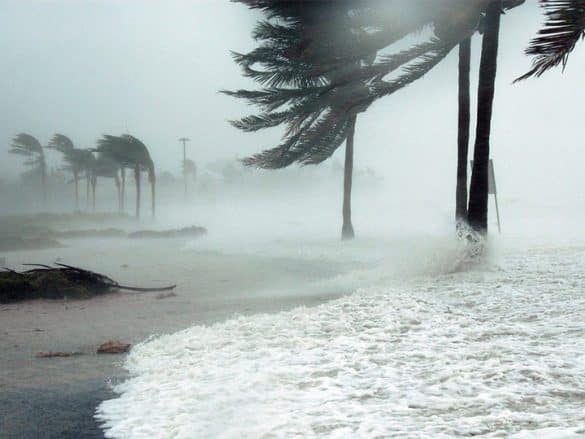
top-left (0, 239), bottom-right (352, 438)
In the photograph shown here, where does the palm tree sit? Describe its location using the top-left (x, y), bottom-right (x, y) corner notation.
top-left (9, 133), bottom-right (47, 205)
top-left (456, 38), bottom-right (472, 226)
top-left (95, 135), bottom-right (156, 218)
top-left (90, 153), bottom-right (122, 212)
top-left (231, 1), bottom-right (525, 238)
top-left (448, 1), bottom-right (524, 229)
top-left (516, 0), bottom-right (585, 81)
top-left (79, 149), bottom-right (96, 209)
top-left (227, 1), bottom-right (438, 240)
top-left (467, 0), bottom-right (504, 234)
top-left (48, 134), bottom-right (84, 209)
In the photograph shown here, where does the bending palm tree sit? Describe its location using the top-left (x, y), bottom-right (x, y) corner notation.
top-left (95, 135), bottom-right (156, 218)
top-left (91, 153), bottom-right (122, 212)
top-left (48, 134), bottom-right (84, 209)
top-left (456, 38), bottom-right (472, 226)
top-left (10, 133), bottom-right (47, 206)
top-left (468, 0), bottom-right (503, 234)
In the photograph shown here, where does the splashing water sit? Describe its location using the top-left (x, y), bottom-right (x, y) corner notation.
top-left (97, 243), bottom-right (585, 438)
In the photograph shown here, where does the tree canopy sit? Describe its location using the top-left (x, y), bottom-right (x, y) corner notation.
top-left (227, 0), bottom-right (524, 169)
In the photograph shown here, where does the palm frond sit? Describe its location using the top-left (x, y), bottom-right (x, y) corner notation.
top-left (516, 0), bottom-right (585, 81)
top-left (48, 134), bottom-right (75, 153)
top-left (10, 133), bottom-right (43, 154)
top-left (366, 37), bottom-right (458, 106)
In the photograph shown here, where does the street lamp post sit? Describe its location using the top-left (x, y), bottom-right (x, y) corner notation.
top-left (178, 137), bottom-right (190, 195)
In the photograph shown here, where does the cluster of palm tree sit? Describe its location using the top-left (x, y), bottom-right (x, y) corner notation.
top-left (9, 133), bottom-right (156, 218)
top-left (227, 0), bottom-right (578, 240)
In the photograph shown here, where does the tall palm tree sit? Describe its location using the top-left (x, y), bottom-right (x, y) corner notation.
top-left (9, 133), bottom-right (47, 205)
top-left (450, 1), bottom-right (523, 229)
top-left (90, 153), bottom-right (122, 212)
top-left (48, 134), bottom-right (83, 209)
top-left (456, 38), bottom-right (472, 226)
top-left (227, 1), bottom-right (436, 240)
top-left (467, 0), bottom-right (503, 234)
top-left (342, 115), bottom-right (357, 239)
top-left (231, 1), bottom-right (524, 238)
top-left (79, 149), bottom-right (96, 209)
top-left (95, 135), bottom-right (156, 218)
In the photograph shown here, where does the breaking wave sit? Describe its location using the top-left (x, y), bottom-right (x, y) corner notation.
top-left (97, 243), bottom-right (585, 438)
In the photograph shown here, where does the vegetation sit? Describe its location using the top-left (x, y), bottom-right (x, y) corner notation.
top-left (228, 0), bottom-right (526, 237)
top-left (0, 263), bottom-right (175, 303)
top-left (517, 0), bottom-right (585, 81)
top-left (8, 1), bottom-right (581, 242)
top-left (48, 134), bottom-right (95, 210)
top-left (9, 133), bottom-right (47, 206)
top-left (95, 135), bottom-right (156, 218)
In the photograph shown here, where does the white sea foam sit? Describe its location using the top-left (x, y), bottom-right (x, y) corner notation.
top-left (97, 242), bottom-right (585, 438)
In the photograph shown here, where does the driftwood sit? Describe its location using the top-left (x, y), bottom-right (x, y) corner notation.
top-left (0, 263), bottom-right (176, 303)
top-left (97, 340), bottom-right (131, 354)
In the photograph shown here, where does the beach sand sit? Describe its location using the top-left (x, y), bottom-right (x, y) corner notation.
top-left (0, 237), bottom-right (350, 438)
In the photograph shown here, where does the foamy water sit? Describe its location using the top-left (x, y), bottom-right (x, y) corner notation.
top-left (97, 241), bottom-right (585, 438)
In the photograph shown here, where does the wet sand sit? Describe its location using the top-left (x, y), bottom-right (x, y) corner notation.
top-left (0, 238), bottom-right (351, 438)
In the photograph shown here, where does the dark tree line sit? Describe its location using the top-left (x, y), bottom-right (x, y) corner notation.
top-left (9, 133), bottom-right (156, 219)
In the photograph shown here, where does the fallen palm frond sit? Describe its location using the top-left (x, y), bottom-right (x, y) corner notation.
top-left (0, 263), bottom-right (176, 303)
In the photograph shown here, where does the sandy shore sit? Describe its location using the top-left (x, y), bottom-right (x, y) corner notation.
top-left (0, 237), bottom-right (352, 438)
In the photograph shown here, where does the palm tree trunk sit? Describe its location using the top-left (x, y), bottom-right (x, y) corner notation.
top-left (91, 175), bottom-right (97, 212)
top-left (341, 115), bottom-right (357, 240)
top-left (86, 170), bottom-right (91, 209)
top-left (150, 172), bottom-right (156, 219)
top-left (114, 173), bottom-right (121, 212)
top-left (120, 167), bottom-right (126, 213)
top-left (40, 155), bottom-right (47, 208)
top-left (73, 170), bottom-right (79, 210)
top-left (468, 0), bottom-right (502, 234)
top-left (134, 165), bottom-right (141, 219)
top-left (456, 38), bottom-right (471, 226)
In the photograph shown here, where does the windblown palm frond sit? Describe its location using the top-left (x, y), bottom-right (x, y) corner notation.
top-left (48, 134), bottom-right (75, 153)
top-left (10, 133), bottom-right (43, 157)
top-left (10, 133), bottom-right (48, 202)
top-left (10, 133), bottom-right (46, 175)
top-left (228, 0), bottom-right (514, 170)
top-left (516, 0), bottom-right (585, 81)
top-left (48, 134), bottom-right (89, 177)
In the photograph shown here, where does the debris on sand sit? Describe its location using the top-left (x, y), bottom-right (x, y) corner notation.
top-left (97, 341), bottom-right (131, 354)
top-left (36, 351), bottom-right (84, 358)
top-left (0, 263), bottom-right (176, 303)
top-left (128, 226), bottom-right (207, 239)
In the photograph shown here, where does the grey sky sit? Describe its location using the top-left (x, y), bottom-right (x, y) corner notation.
top-left (1, 1), bottom-right (583, 208)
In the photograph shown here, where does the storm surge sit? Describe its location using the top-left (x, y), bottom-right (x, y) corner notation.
top-left (97, 238), bottom-right (585, 438)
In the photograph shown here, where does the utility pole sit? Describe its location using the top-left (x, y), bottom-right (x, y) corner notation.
top-left (178, 137), bottom-right (190, 195)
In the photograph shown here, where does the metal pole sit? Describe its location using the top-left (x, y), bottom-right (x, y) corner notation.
top-left (489, 159), bottom-right (501, 233)
top-left (178, 137), bottom-right (190, 196)
top-left (494, 192), bottom-right (502, 233)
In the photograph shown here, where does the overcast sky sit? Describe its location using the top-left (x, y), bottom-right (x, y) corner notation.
top-left (1, 0), bottom-right (584, 208)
